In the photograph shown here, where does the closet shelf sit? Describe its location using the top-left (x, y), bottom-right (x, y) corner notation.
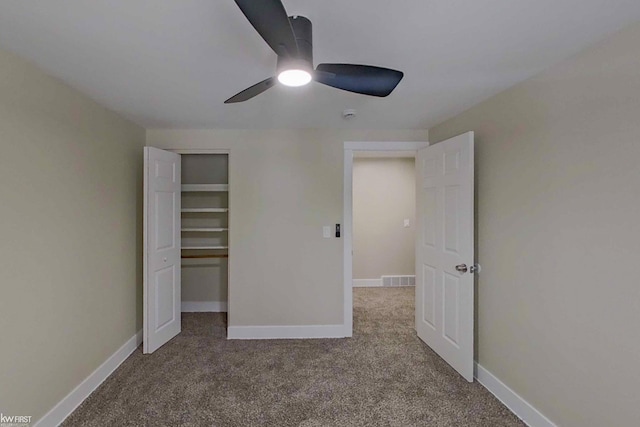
top-left (182, 254), bottom-right (228, 259)
top-left (181, 208), bottom-right (228, 213)
top-left (181, 184), bottom-right (228, 192)
top-left (181, 246), bottom-right (229, 250)
top-left (181, 228), bottom-right (228, 232)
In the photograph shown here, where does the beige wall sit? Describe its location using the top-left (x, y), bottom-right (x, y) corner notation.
top-left (0, 48), bottom-right (144, 420)
top-left (429, 23), bottom-right (640, 427)
top-left (353, 158), bottom-right (415, 279)
top-left (147, 129), bottom-right (428, 326)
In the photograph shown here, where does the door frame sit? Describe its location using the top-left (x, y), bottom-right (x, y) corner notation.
top-left (164, 148), bottom-right (232, 322)
top-left (342, 141), bottom-right (429, 337)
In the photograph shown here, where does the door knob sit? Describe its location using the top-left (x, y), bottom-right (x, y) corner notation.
top-left (455, 263), bottom-right (481, 274)
top-left (163, 257), bottom-right (167, 263)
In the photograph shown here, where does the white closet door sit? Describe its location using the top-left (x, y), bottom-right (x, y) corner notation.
top-left (144, 147), bottom-right (181, 354)
top-left (415, 132), bottom-right (475, 381)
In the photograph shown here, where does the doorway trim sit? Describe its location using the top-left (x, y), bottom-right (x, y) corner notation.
top-left (343, 140), bottom-right (429, 337)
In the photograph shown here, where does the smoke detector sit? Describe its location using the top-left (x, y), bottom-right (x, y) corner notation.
top-left (342, 109), bottom-right (357, 120)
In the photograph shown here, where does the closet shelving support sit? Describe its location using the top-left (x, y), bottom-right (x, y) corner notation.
top-left (181, 227), bottom-right (228, 232)
top-left (181, 207), bottom-right (228, 213)
top-left (182, 254), bottom-right (228, 259)
top-left (181, 246), bottom-right (229, 250)
top-left (181, 184), bottom-right (229, 192)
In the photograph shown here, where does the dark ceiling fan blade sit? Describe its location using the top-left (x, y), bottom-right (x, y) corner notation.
top-left (314, 64), bottom-right (404, 97)
top-left (224, 77), bottom-right (276, 103)
top-left (234, 0), bottom-right (298, 57)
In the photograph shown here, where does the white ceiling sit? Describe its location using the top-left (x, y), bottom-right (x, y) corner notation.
top-left (0, 1), bottom-right (639, 129)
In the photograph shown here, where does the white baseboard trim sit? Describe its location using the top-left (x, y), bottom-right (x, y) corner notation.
top-left (353, 278), bottom-right (382, 287)
top-left (228, 324), bottom-right (346, 340)
top-left (475, 363), bottom-right (556, 427)
top-left (181, 301), bottom-right (228, 312)
top-left (35, 330), bottom-right (142, 427)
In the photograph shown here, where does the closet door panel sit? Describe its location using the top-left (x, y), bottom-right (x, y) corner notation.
top-left (144, 147), bottom-right (181, 354)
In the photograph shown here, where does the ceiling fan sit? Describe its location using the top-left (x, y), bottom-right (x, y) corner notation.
top-left (225, 0), bottom-right (404, 104)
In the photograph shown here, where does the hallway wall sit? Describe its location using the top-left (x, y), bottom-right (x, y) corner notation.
top-left (353, 157), bottom-right (415, 279)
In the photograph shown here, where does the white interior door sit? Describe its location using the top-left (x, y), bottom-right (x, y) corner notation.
top-left (144, 147), bottom-right (181, 354)
top-left (415, 132), bottom-right (475, 381)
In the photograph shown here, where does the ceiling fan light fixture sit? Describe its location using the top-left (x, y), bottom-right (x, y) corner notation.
top-left (225, 3), bottom-right (404, 103)
top-left (278, 69), bottom-right (312, 87)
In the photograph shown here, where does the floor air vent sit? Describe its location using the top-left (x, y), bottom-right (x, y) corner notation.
top-left (381, 275), bottom-right (415, 287)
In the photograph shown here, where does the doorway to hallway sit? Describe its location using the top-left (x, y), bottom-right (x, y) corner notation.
top-left (352, 154), bottom-right (417, 319)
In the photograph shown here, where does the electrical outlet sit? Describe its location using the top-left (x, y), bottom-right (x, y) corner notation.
top-left (323, 226), bottom-right (331, 238)
top-left (404, 219), bottom-right (410, 228)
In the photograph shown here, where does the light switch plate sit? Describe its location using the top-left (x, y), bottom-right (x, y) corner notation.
top-left (404, 219), bottom-right (410, 228)
top-left (323, 226), bottom-right (331, 238)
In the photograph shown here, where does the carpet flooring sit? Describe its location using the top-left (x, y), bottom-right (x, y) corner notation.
top-left (63, 287), bottom-right (523, 426)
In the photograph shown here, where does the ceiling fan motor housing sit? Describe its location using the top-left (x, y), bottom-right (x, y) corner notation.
top-left (277, 16), bottom-right (313, 74)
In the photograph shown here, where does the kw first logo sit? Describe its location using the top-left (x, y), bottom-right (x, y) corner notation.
top-left (0, 413), bottom-right (32, 426)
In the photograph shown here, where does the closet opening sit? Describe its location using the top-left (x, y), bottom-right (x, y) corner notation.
top-left (180, 153), bottom-right (229, 336)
